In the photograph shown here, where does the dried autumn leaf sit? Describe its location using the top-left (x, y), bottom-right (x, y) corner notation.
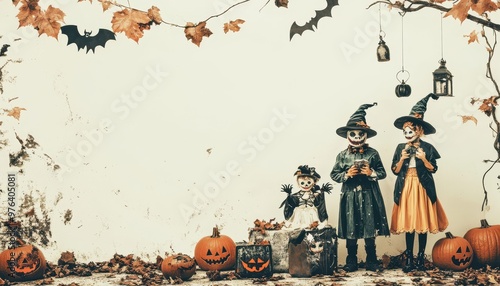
top-left (467, 30), bottom-right (479, 44)
top-left (471, 0), bottom-right (498, 15)
top-left (111, 9), bottom-right (151, 42)
top-left (444, 0), bottom-right (472, 22)
top-left (17, 0), bottom-right (42, 28)
top-left (147, 6), bottom-right (162, 25)
top-left (275, 0), bottom-right (288, 8)
top-left (99, 0), bottom-right (112, 12)
top-left (479, 96), bottom-right (498, 116)
top-left (459, 115), bottom-right (478, 125)
top-left (12, 0), bottom-right (21, 6)
top-left (223, 19), bottom-right (245, 33)
top-left (33, 5), bottom-right (65, 38)
top-left (184, 22), bottom-right (212, 47)
top-left (6, 107), bottom-right (27, 120)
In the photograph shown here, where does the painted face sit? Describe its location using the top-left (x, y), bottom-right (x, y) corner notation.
top-left (347, 130), bottom-right (367, 147)
top-left (297, 176), bottom-right (315, 191)
top-left (403, 126), bottom-right (419, 143)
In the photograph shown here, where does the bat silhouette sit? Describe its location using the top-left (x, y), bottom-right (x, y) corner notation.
top-left (289, 0), bottom-right (339, 40)
top-left (61, 25), bottom-right (116, 53)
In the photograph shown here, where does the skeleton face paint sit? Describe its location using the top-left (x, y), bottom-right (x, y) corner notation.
top-left (347, 130), bottom-right (367, 147)
top-left (297, 176), bottom-right (315, 191)
top-left (403, 126), bottom-right (419, 143)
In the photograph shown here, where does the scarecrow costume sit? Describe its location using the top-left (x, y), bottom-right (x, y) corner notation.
top-left (330, 103), bottom-right (390, 272)
top-left (390, 93), bottom-right (448, 272)
top-left (280, 165), bottom-right (332, 230)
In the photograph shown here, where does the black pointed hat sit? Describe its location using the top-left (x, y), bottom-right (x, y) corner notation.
top-left (394, 93), bottom-right (439, 134)
top-left (336, 103), bottom-right (378, 138)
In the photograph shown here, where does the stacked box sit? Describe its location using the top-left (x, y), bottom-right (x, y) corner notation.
top-left (235, 244), bottom-right (273, 278)
top-left (288, 227), bottom-right (338, 277)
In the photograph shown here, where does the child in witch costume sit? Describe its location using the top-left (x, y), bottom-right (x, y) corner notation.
top-left (390, 93), bottom-right (448, 272)
top-left (280, 165), bottom-right (333, 230)
top-left (330, 103), bottom-right (390, 272)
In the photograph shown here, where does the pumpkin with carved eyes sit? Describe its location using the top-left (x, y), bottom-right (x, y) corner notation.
top-left (0, 239), bottom-right (47, 282)
top-left (432, 232), bottom-right (473, 271)
top-left (161, 253), bottom-right (196, 281)
top-left (194, 226), bottom-right (236, 271)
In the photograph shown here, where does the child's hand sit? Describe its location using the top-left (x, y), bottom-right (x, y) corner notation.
top-left (346, 165), bottom-right (359, 178)
top-left (416, 148), bottom-right (426, 160)
top-left (401, 148), bottom-right (410, 160)
top-left (360, 165), bottom-right (373, 176)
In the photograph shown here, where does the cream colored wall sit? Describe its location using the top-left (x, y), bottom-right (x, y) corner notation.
top-left (0, 0), bottom-right (499, 264)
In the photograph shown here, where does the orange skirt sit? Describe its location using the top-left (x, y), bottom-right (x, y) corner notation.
top-left (390, 168), bottom-right (448, 234)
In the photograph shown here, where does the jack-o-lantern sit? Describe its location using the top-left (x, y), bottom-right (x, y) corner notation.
top-left (241, 257), bottom-right (270, 273)
top-left (464, 219), bottom-right (500, 268)
top-left (194, 226), bottom-right (236, 271)
top-left (0, 239), bottom-right (47, 282)
top-left (432, 232), bottom-right (473, 271)
top-left (235, 244), bottom-right (272, 278)
top-left (161, 253), bottom-right (196, 281)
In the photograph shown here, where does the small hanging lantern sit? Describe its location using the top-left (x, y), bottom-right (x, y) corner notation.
top-left (376, 4), bottom-right (390, 62)
top-left (395, 12), bottom-right (410, 97)
top-left (432, 14), bottom-right (453, 97)
top-left (377, 35), bottom-right (390, 62)
top-left (433, 59), bottom-right (453, 97)
top-left (396, 70), bottom-right (411, 97)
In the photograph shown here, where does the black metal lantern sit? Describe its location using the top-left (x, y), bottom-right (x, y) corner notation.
top-left (432, 59), bottom-right (453, 97)
top-left (377, 36), bottom-right (390, 62)
top-left (395, 80), bottom-right (411, 97)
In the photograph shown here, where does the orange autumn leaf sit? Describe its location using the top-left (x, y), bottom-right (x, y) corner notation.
top-left (184, 22), bottom-right (212, 47)
top-left (12, 0), bottom-right (21, 6)
top-left (98, 0), bottom-right (112, 12)
top-left (33, 5), bottom-right (65, 38)
top-left (6, 107), bottom-right (27, 120)
top-left (459, 115), bottom-right (478, 125)
top-left (111, 9), bottom-right (151, 42)
top-left (471, 0), bottom-right (498, 15)
top-left (445, 0), bottom-right (472, 22)
top-left (223, 19), bottom-right (245, 33)
top-left (467, 30), bottom-right (479, 44)
top-left (147, 6), bottom-right (162, 25)
top-left (17, 0), bottom-right (42, 28)
top-left (478, 96), bottom-right (498, 116)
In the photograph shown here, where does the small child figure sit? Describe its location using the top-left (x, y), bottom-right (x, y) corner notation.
top-left (280, 165), bottom-right (332, 230)
top-left (330, 103), bottom-right (390, 272)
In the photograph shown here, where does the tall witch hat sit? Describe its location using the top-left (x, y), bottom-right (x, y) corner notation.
top-left (394, 93), bottom-right (439, 134)
top-left (336, 102), bottom-right (378, 138)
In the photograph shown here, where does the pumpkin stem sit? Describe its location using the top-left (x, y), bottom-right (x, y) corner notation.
top-left (480, 219), bottom-right (491, 228)
top-left (445, 232), bottom-right (454, 239)
top-left (211, 226), bottom-right (220, 238)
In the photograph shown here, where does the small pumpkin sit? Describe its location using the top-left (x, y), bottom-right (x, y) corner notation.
top-left (161, 253), bottom-right (196, 281)
top-left (194, 226), bottom-right (236, 271)
top-left (432, 232), bottom-right (473, 271)
top-left (463, 219), bottom-right (500, 268)
top-left (395, 81), bottom-right (412, 97)
top-left (0, 239), bottom-right (47, 282)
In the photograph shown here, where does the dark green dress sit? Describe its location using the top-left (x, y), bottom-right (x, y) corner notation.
top-left (330, 146), bottom-right (390, 239)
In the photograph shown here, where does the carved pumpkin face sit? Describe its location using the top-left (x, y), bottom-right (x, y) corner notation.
top-left (194, 227), bottom-right (236, 271)
top-left (241, 256), bottom-right (270, 272)
top-left (0, 243), bottom-right (47, 282)
top-left (161, 254), bottom-right (196, 281)
top-left (432, 232), bottom-right (473, 271)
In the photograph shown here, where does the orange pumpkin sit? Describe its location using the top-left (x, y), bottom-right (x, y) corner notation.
top-left (194, 226), bottom-right (236, 271)
top-left (463, 219), bottom-right (500, 268)
top-left (432, 232), bottom-right (473, 271)
top-left (0, 239), bottom-right (47, 282)
top-left (161, 253), bottom-right (196, 280)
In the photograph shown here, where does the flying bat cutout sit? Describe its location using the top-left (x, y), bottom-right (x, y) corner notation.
top-left (289, 0), bottom-right (339, 40)
top-left (61, 25), bottom-right (116, 53)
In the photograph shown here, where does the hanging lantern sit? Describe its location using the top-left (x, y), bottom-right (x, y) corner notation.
top-left (377, 36), bottom-right (390, 62)
top-left (396, 80), bottom-right (411, 97)
top-left (432, 59), bottom-right (453, 97)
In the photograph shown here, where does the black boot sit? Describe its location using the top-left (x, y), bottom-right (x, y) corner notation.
top-left (402, 250), bottom-right (414, 273)
top-left (365, 238), bottom-right (381, 271)
top-left (343, 240), bottom-right (358, 272)
top-left (415, 251), bottom-right (425, 271)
